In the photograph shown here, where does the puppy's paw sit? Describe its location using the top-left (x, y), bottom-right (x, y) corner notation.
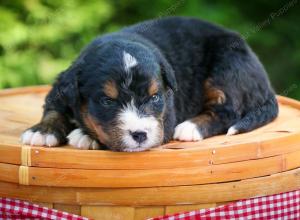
top-left (173, 121), bottom-right (203, 141)
top-left (67, 128), bottom-right (100, 150)
top-left (226, 126), bottom-right (239, 136)
top-left (21, 130), bottom-right (59, 147)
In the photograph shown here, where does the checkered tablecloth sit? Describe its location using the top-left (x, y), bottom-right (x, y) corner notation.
top-left (0, 198), bottom-right (89, 220)
top-left (1, 190), bottom-right (300, 220)
top-left (150, 190), bottom-right (300, 220)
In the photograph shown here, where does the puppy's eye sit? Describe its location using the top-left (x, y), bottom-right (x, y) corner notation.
top-left (151, 94), bottom-right (160, 103)
top-left (100, 97), bottom-right (115, 106)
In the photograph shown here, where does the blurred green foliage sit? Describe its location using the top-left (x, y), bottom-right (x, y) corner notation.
top-left (0, 0), bottom-right (299, 99)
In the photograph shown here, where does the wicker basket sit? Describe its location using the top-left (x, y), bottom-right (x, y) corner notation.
top-left (1, 86), bottom-right (300, 220)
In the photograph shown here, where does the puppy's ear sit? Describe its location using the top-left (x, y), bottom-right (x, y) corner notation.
top-left (54, 65), bottom-right (81, 108)
top-left (160, 58), bottom-right (178, 92)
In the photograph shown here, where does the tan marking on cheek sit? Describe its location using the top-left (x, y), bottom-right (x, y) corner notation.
top-left (157, 118), bottom-right (164, 143)
top-left (80, 105), bottom-right (109, 144)
top-left (144, 106), bottom-right (154, 116)
top-left (148, 79), bottom-right (159, 96)
top-left (85, 114), bottom-right (109, 144)
top-left (104, 80), bottom-right (118, 99)
top-left (106, 126), bottom-right (123, 143)
top-left (204, 79), bottom-right (226, 106)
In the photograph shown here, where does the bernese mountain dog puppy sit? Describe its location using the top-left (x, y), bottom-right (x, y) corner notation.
top-left (21, 17), bottom-right (278, 152)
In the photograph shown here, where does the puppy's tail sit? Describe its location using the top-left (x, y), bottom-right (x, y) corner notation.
top-left (227, 95), bottom-right (279, 136)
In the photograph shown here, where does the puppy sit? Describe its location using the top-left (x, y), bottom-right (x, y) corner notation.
top-left (21, 16), bottom-right (278, 152)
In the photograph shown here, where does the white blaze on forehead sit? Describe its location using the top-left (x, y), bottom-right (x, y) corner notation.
top-left (123, 51), bottom-right (138, 72)
top-left (118, 100), bottom-right (161, 150)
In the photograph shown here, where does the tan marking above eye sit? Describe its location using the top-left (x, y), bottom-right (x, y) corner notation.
top-left (148, 79), bottom-right (159, 96)
top-left (103, 80), bottom-right (118, 99)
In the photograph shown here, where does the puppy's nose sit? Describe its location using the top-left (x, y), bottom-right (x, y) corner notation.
top-left (131, 131), bottom-right (147, 143)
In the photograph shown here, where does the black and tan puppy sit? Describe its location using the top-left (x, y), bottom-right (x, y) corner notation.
top-left (21, 17), bottom-right (278, 152)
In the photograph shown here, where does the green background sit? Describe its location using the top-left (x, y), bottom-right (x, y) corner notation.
top-left (1, 0), bottom-right (299, 99)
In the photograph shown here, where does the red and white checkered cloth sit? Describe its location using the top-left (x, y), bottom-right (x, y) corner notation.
top-left (0, 198), bottom-right (89, 220)
top-left (1, 190), bottom-right (300, 220)
top-left (150, 190), bottom-right (300, 220)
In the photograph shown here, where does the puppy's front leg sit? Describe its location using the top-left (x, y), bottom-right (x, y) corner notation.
top-left (21, 106), bottom-right (100, 150)
top-left (21, 110), bottom-right (74, 147)
top-left (173, 111), bottom-right (233, 141)
top-left (174, 80), bottom-right (238, 141)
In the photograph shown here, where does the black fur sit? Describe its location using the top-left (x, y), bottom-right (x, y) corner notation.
top-left (23, 16), bottom-right (278, 151)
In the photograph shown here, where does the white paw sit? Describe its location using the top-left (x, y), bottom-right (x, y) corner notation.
top-left (21, 130), bottom-right (58, 147)
top-left (67, 128), bottom-right (99, 150)
top-left (226, 126), bottom-right (239, 136)
top-left (173, 121), bottom-right (203, 141)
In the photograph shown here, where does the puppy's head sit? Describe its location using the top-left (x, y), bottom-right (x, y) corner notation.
top-left (76, 41), bottom-right (177, 152)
